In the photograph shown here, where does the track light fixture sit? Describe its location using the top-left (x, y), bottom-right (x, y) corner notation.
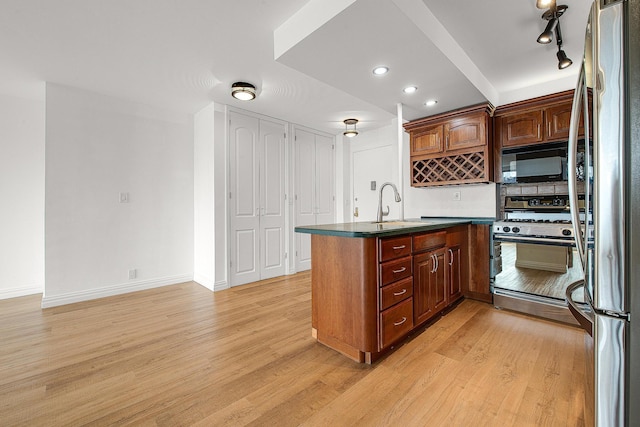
top-left (343, 119), bottom-right (359, 138)
top-left (537, 4), bottom-right (567, 44)
top-left (554, 22), bottom-right (573, 69)
top-left (536, 3), bottom-right (572, 70)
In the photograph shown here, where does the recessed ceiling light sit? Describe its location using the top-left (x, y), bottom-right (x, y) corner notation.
top-left (372, 66), bottom-right (389, 76)
top-left (403, 86), bottom-right (418, 94)
top-left (425, 100), bottom-right (438, 107)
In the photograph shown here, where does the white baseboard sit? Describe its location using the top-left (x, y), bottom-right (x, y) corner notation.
top-left (193, 273), bottom-right (215, 291)
top-left (213, 280), bottom-right (229, 291)
top-left (0, 285), bottom-right (43, 300)
top-left (41, 274), bottom-right (193, 308)
top-left (515, 260), bottom-right (567, 273)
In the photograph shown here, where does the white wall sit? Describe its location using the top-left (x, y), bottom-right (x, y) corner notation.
top-left (194, 104), bottom-right (215, 290)
top-left (348, 120), bottom-right (497, 221)
top-left (213, 107), bottom-right (228, 289)
top-left (43, 83), bottom-right (194, 307)
top-left (0, 89), bottom-right (45, 299)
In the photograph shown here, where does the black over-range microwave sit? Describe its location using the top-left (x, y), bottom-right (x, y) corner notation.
top-left (501, 140), bottom-right (586, 184)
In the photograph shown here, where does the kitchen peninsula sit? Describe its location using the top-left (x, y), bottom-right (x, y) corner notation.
top-left (295, 218), bottom-right (493, 363)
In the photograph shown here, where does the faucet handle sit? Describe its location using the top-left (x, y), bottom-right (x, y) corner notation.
top-left (382, 205), bottom-right (390, 217)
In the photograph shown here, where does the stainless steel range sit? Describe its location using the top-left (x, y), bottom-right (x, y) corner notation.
top-left (493, 195), bottom-right (591, 246)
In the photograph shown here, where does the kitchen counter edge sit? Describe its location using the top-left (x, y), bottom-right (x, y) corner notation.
top-left (294, 217), bottom-right (495, 238)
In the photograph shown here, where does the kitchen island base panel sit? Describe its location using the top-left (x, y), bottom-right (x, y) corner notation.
top-left (311, 234), bottom-right (378, 354)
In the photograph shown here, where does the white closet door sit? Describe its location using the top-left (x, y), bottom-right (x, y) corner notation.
top-left (314, 135), bottom-right (335, 226)
top-left (294, 129), bottom-right (316, 272)
top-left (259, 119), bottom-right (286, 280)
top-left (229, 112), bottom-right (260, 286)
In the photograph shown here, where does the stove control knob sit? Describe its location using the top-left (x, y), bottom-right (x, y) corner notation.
top-left (503, 226), bottom-right (511, 233)
top-left (562, 229), bottom-right (572, 236)
top-left (512, 227), bottom-right (520, 233)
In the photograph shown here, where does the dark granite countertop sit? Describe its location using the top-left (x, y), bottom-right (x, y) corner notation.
top-left (294, 217), bottom-right (495, 238)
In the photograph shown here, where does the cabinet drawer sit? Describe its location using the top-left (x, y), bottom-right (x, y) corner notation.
top-left (380, 276), bottom-right (413, 311)
top-left (413, 231), bottom-right (446, 253)
top-left (380, 257), bottom-right (412, 286)
top-left (380, 298), bottom-right (414, 349)
top-left (379, 236), bottom-right (412, 262)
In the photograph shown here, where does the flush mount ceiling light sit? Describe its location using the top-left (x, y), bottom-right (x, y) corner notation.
top-left (343, 118), bottom-right (359, 137)
top-left (537, 4), bottom-right (567, 44)
top-left (231, 82), bottom-right (256, 101)
top-left (425, 100), bottom-right (438, 107)
top-left (536, 0), bottom-right (556, 9)
top-left (403, 86), bottom-right (418, 94)
top-left (372, 66), bottom-right (389, 76)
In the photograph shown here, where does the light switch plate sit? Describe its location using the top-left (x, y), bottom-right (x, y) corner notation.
top-left (371, 181), bottom-right (376, 191)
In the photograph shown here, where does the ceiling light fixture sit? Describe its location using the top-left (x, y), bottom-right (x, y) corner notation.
top-left (425, 100), bottom-right (438, 107)
top-left (555, 23), bottom-right (573, 69)
top-left (231, 82), bottom-right (256, 101)
top-left (343, 118), bottom-right (359, 137)
top-left (536, 0), bottom-right (556, 9)
top-left (403, 86), bottom-right (418, 94)
top-left (372, 66), bottom-right (389, 76)
top-left (536, 4), bottom-right (567, 44)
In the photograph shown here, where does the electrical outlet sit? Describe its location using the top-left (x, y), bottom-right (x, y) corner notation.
top-left (128, 269), bottom-right (137, 279)
top-left (119, 192), bottom-right (129, 203)
top-left (453, 191), bottom-right (461, 201)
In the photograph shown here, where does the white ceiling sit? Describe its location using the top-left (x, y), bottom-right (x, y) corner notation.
top-left (0, 0), bottom-right (592, 135)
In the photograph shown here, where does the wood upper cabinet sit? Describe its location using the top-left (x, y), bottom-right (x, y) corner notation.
top-left (411, 123), bottom-right (444, 155)
top-left (445, 113), bottom-right (487, 151)
top-left (404, 104), bottom-right (493, 187)
top-left (499, 110), bottom-right (544, 147)
top-left (496, 90), bottom-right (588, 149)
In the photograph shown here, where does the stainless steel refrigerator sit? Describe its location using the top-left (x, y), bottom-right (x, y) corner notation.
top-left (565, 0), bottom-right (640, 425)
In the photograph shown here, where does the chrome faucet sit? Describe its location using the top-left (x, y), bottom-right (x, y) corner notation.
top-left (377, 182), bottom-right (401, 222)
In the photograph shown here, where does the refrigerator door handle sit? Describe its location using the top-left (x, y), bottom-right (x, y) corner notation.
top-left (566, 279), bottom-right (594, 336)
top-left (567, 67), bottom-right (586, 270)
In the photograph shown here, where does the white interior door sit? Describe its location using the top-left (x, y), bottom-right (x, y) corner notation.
top-left (352, 146), bottom-right (394, 222)
top-left (259, 119), bottom-right (286, 280)
top-left (294, 129), bottom-right (316, 272)
top-left (229, 112), bottom-right (260, 286)
top-left (314, 135), bottom-right (335, 226)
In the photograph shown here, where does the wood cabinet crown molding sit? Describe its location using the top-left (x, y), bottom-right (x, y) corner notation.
top-left (493, 90), bottom-right (574, 116)
top-left (403, 102), bottom-right (495, 131)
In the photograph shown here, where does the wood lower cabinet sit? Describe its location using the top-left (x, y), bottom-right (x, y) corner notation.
top-left (413, 248), bottom-right (446, 326)
top-left (309, 224), bottom-right (490, 363)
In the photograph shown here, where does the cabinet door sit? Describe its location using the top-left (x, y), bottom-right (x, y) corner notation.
top-left (432, 249), bottom-right (447, 313)
top-left (413, 249), bottom-right (446, 325)
top-left (410, 124), bottom-right (444, 156)
top-left (447, 246), bottom-right (462, 303)
top-left (500, 110), bottom-right (544, 148)
top-left (545, 102), bottom-right (585, 142)
top-left (444, 114), bottom-right (486, 152)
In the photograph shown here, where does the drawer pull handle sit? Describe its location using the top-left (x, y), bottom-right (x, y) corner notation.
top-left (449, 249), bottom-right (454, 266)
top-left (393, 289), bottom-right (407, 296)
top-left (392, 267), bottom-right (406, 274)
top-left (392, 245), bottom-right (406, 250)
top-left (394, 317), bottom-right (407, 326)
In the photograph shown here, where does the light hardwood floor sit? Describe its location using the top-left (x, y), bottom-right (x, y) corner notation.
top-left (0, 272), bottom-right (589, 426)
top-left (495, 242), bottom-right (585, 302)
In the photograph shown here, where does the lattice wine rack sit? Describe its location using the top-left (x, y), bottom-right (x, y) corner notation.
top-left (412, 151), bottom-right (487, 186)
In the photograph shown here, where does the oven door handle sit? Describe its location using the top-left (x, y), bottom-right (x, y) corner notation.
top-left (566, 279), bottom-right (593, 336)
